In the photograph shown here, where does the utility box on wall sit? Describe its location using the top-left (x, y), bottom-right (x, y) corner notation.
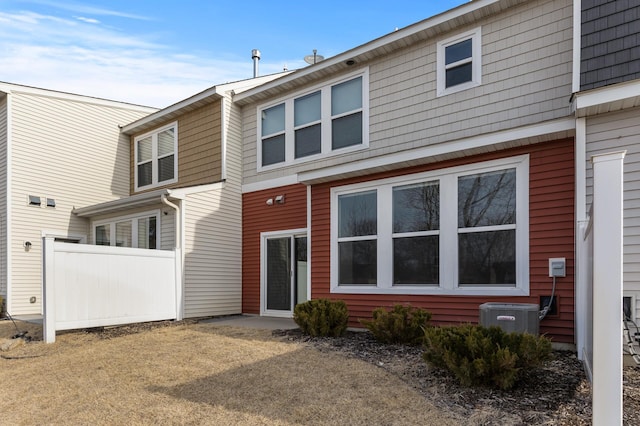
top-left (479, 303), bottom-right (540, 335)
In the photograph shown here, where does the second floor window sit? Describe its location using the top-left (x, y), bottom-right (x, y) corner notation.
top-left (258, 71), bottom-right (368, 170)
top-left (437, 28), bottom-right (482, 96)
top-left (135, 122), bottom-right (178, 190)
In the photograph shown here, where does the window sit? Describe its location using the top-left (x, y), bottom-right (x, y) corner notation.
top-left (331, 155), bottom-right (529, 296)
top-left (258, 71), bottom-right (369, 170)
top-left (135, 122), bottom-right (177, 190)
top-left (437, 28), bottom-right (482, 96)
top-left (94, 211), bottom-right (159, 249)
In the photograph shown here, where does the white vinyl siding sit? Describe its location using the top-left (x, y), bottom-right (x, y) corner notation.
top-left (8, 91), bottom-right (154, 314)
top-left (585, 107), bottom-right (640, 320)
top-left (0, 95), bottom-right (7, 299)
top-left (242, 0), bottom-right (572, 186)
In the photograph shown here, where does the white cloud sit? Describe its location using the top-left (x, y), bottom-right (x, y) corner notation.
top-left (0, 10), bottom-right (305, 107)
top-left (75, 16), bottom-right (101, 24)
top-left (20, 0), bottom-right (153, 21)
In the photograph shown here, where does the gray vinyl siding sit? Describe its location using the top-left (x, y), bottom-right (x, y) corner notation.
top-left (242, 0), bottom-right (573, 185)
top-left (585, 106), bottom-right (640, 320)
top-left (183, 94), bottom-right (242, 318)
top-left (9, 91), bottom-right (153, 315)
top-left (0, 95), bottom-right (7, 302)
top-left (581, 0), bottom-right (640, 90)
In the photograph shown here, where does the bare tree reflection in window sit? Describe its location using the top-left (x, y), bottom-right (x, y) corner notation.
top-left (338, 191), bottom-right (377, 284)
top-left (458, 169), bottom-right (516, 285)
top-left (392, 182), bottom-right (439, 284)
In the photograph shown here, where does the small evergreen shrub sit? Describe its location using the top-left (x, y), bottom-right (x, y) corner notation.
top-left (360, 304), bottom-right (432, 345)
top-left (293, 299), bottom-right (349, 337)
top-left (423, 324), bottom-right (552, 390)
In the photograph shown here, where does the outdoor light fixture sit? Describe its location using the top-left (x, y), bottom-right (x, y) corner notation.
top-left (23, 241), bottom-right (32, 251)
top-left (266, 198), bottom-right (274, 206)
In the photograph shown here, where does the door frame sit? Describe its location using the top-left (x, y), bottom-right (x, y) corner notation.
top-left (260, 228), bottom-right (309, 317)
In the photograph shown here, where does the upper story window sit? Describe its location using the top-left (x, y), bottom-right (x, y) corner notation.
top-left (258, 70), bottom-right (369, 171)
top-left (135, 122), bottom-right (178, 191)
top-left (94, 211), bottom-right (159, 249)
top-left (437, 28), bottom-right (482, 97)
top-left (331, 155), bottom-right (529, 296)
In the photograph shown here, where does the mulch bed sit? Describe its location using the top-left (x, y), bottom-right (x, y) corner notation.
top-left (276, 329), bottom-right (640, 425)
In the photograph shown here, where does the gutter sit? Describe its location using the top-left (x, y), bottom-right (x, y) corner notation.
top-left (72, 188), bottom-right (184, 218)
top-left (161, 193), bottom-right (184, 321)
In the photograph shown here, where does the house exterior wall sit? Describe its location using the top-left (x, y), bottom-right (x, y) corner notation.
top-left (580, 0), bottom-right (640, 90)
top-left (241, 0), bottom-right (573, 187)
top-left (8, 90), bottom-right (153, 315)
top-left (242, 184), bottom-right (307, 314)
top-left (0, 94), bottom-right (7, 303)
top-left (130, 100), bottom-right (222, 194)
top-left (181, 93), bottom-right (245, 318)
top-left (183, 185), bottom-right (242, 317)
top-left (585, 106), bottom-right (640, 321)
top-left (310, 140), bottom-right (575, 343)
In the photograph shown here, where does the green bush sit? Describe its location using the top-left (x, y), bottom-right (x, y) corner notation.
top-left (423, 324), bottom-right (552, 390)
top-left (293, 299), bottom-right (349, 337)
top-left (360, 304), bottom-right (432, 345)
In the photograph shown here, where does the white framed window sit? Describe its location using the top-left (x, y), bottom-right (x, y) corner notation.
top-left (330, 155), bottom-right (529, 296)
top-left (134, 122), bottom-right (178, 191)
top-left (257, 69), bottom-right (369, 171)
top-left (94, 210), bottom-right (160, 249)
top-left (437, 27), bottom-right (482, 97)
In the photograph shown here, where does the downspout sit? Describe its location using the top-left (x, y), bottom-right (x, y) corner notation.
top-left (161, 193), bottom-right (183, 320)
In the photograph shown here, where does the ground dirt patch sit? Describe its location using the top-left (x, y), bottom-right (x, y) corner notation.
top-left (2, 319), bottom-right (639, 425)
top-left (0, 319), bottom-right (456, 425)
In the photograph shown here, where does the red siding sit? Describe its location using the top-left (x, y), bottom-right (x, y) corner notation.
top-left (242, 184), bottom-right (308, 313)
top-left (311, 139), bottom-right (575, 344)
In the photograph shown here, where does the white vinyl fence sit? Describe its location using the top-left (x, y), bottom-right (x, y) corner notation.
top-left (42, 237), bottom-right (180, 343)
top-left (584, 151), bottom-right (626, 425)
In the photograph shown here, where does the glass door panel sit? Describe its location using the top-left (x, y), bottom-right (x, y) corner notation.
top-left (266, 237), bottom-right (292, 311)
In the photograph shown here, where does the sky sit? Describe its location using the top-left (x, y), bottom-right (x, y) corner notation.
top-left (0, 0), bottom-right (468, 108)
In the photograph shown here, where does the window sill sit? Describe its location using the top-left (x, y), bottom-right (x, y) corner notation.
top-left (330, 284), bottom-right (529, 297)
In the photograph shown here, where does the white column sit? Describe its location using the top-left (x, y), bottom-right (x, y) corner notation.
top-left (591, 150), bottom-right (625, 425)
top-left (42, 236), bottom-right (56, 343)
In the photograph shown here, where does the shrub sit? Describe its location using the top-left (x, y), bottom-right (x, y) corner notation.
top-left (293, 299), bottom-right (349, 337)
top-left (360, 304), bottom-right (432, 345)
top-left (423, 324), bottom-right (552, 390)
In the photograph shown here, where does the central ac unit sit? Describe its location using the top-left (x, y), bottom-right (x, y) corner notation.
top-left (479, 303), bottom-right (540, 335)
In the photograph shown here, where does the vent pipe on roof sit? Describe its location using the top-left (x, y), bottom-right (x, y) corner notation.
top-left (251, 49), bottom-right (261, 78)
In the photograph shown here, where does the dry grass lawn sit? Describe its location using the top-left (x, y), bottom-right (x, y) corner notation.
top-left (0, 320), bottom-right (459, 425)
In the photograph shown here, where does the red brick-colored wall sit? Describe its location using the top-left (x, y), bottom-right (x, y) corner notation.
top-left (310, 139), bottom-right (575, 344)
top-left (242, 184), bottom-right (308, 313)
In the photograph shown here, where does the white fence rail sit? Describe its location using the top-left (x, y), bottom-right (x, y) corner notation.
top-left (43, 237), bottom-right (179, 343)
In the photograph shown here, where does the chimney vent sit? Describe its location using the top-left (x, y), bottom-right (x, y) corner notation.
top-left (251, 49), bottom-right (261, 78)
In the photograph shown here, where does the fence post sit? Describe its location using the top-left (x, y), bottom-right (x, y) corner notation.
top-left (42, 236), bottom-right (56, 343)
top-left (591, 150), bottom-right (625, 425)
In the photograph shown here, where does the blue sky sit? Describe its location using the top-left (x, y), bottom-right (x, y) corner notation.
top-left (0, 0), bottom-right (468, 107)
